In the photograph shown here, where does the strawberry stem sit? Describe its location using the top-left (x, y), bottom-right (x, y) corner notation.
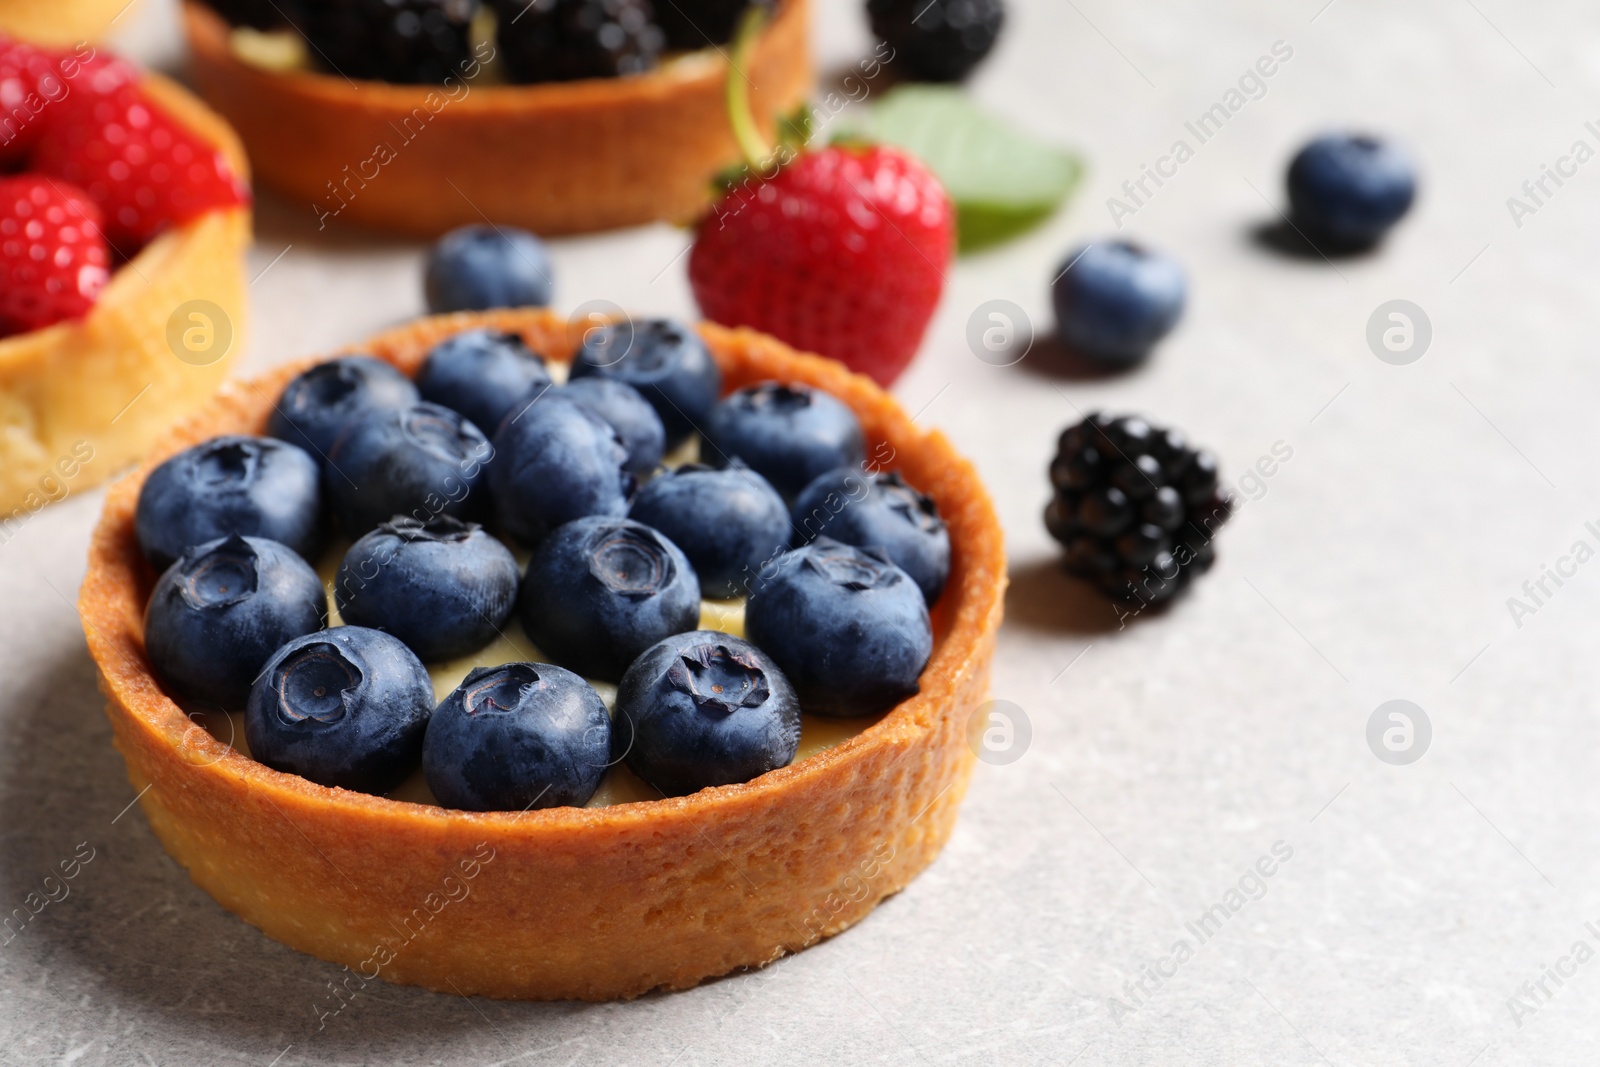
top-left (726, 6), bottom-right (773, 172)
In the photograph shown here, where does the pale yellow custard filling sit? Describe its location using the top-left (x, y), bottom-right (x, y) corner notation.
top-left (198, 543), bottom-right (879, 810)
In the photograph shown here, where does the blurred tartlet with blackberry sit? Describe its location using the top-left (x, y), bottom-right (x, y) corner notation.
top-left (181, 0), bottom-right (813, 235)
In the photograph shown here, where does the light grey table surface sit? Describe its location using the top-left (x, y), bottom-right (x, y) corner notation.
top-left (3, 0), bottom-right (1597, 1063)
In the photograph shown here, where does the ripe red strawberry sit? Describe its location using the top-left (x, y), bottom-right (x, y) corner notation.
top-left (689, 144), bottom-right (954, 387)
top-left (0, 37), bottom-right (135, 165)
top-left (0, 176), bottom-right (110, 336)
top-left (32, 79), bottom-right (248, 252)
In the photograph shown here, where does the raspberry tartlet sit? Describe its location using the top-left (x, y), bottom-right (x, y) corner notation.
top-left (180, 0), bottom-right (812, 236)
top-left (0, 41), bottom-right (251, 517)
top-left (80, 309), bottom-right (1005, 1000)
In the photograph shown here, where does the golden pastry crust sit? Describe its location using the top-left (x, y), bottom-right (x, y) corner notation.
top-left (0, 73), bottom-right (250, 523)
top-left (180, 0), bottom-right (813, 237)
top-left (79, 310), bottom-right (1006, 1001)
top-left (0, 0), bottom-right (136, 45)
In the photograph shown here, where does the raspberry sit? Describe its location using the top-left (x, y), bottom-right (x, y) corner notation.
top-left (31, 79), bottom-right (250, 251)
top-left (492, 0), bottom-right (665, 83)
top-left (0, 176), bottom-right (110, 336)
top-left (0, 37), bottom-right (136, 165)
top-left (1045, 412), bottom-right (1233, 605)
top-left (867, 0), bottom-right (1004, 83)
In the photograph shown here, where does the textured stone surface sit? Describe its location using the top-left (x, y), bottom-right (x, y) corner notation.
top-left (2, 0), bottom-right (1595, 1063)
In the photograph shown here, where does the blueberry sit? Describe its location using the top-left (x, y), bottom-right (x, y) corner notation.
top-left (615, 631), bottom-right (801, 797)
top-left (1287, 134), bottom-right (1417, 248)
top-left (791, 467), bottom-right (950, 604)
top-left (423, 662), bottom-right (610, 811)
top-left (1052, 240), bottom-right (1187, 366)
top-left (703, 382), bottom-right (866, 499)
top-left (423, 224), bottom-right (554, 313)
top-left (245, 626), bottom-right (433, 795)
top-left (488, 395), bottom-right (631, 545)
top-left (136, 435), bottom-right (324, 572)
top-left (144, 535), bottom-right (327, 710)
top-left (335, 516), bottom-right (519, 663)
top-left (327, 401), bottom-right (492, 537)
top-left (268, 356), bottom-right (419, 461)
top-left (557, 377), bottom-right (665, 477)
top-left (417, 328), bottom-right (551, 435)
top-left (518, 516), bottom-right (700, 683)
top-left (568, 318), bottom-right (720, 448)
top-left (745, 538), bottom-right (932, 717)
top-left (627, 462), bottom-right (790, 599)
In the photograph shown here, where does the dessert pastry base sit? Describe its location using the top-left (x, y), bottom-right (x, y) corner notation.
top-left (0, 73), bottom-right (250, 521)
top-left (80, 309), bottom-right (1006, 1001)
top-left (0, 0), bottom-right (137, 45)
top-left (180, 0), bottom-right (813, 236)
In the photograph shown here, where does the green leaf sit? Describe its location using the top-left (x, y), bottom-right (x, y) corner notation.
top-left (835, 85), bottom-right (1083, 254)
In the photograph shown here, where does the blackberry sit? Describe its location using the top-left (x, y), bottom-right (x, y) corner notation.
top-left (654, 0), bottom-right (774, 51)
top-left (1045, 412), bottom-right (1233, 606)
top-left (867, 0), bottom-right (1004, 83)
top-left (492, 0), bottom-right (665, 83)
top-left (301, 0), bottom-right (479, 85)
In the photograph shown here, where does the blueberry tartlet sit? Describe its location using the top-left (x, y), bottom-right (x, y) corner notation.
top-left (81, 308), bottom-right (1004, 1000)
top-left (179, 0), bottom-right (812, 235)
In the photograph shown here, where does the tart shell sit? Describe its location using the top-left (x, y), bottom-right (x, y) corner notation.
top-left (180, 0), bottom-right (813, 237)
top-left (80, 309), bottom-right (1006, 1001)
top-left (0, 73), bottom-right (251, 519)
top-left (0, 0), bottom-right (136, 45)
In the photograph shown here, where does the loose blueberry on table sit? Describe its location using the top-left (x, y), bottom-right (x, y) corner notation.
top-left (246, 626), bottom-right (435, 794)
top-left (627, 461), bottom-right (790, 599)
top-left (417, 327), bottom-right (552, 435)
top-left (136, 435), bottom-right (325, 572)
top-left (1052, 240), bottom-right (1187, 368)
top-left (144, 534), bottom-right (328, 710)
top-left (424, 225), bottom-right (556, 313)
top-left (1045, 412), bottom-right (1233, 606)
top-left (137, 321), bottom-right (955, 810)
top-left (336, 515), bottom-right (520, 663)
top-left (616, 631), bottom-right (800, 797)
top-left (518, 516), bottom-right (701, 683)
top-left (1286, 133), bottom-right (1417, 250)
top-left (424, 662), bottom-right (612, 811)
top-left (703, 382), bottom-right (866, 499)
